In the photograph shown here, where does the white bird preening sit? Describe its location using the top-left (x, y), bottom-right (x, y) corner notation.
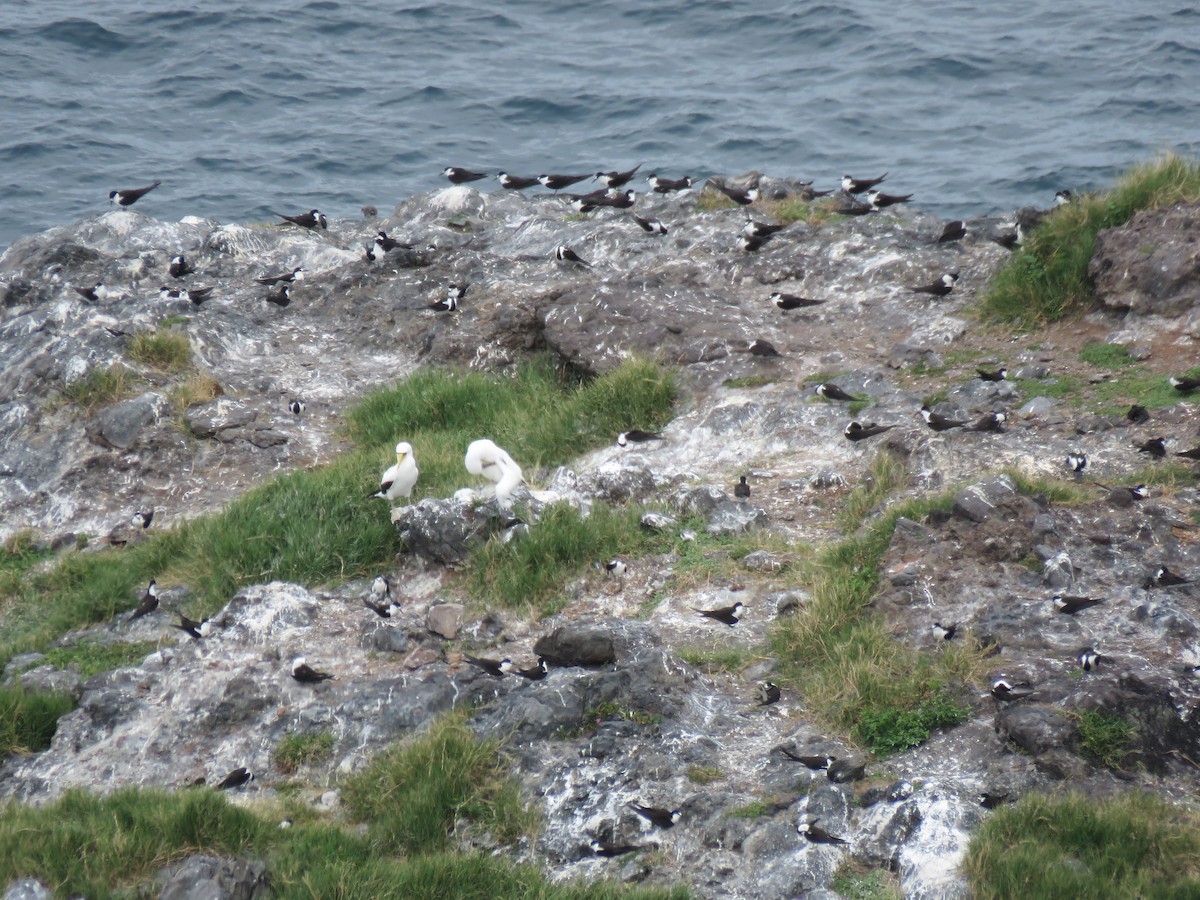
top-left (372, 441), bottom-right (419, 504)
top-left (464, 439), bottom-right (524, 503)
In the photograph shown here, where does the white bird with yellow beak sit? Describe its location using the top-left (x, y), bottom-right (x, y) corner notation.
top-left (371, 441), bottom-right (419, 504)
top-left (464, 438), bottom-right (524, 503)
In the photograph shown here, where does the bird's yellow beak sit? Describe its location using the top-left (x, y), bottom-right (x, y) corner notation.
top-left (396, 451), bottom-right (405, 464)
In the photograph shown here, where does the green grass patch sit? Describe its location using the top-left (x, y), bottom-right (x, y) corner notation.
top-left (168, 372), bottom-right (223, 412)
top-left (559, 701), bottom-right (662, 739)
top-left (41, 638), bottom-right (159, 678)
top-left (0, 357), bottom-right (676, 670)
top-left (0, 532), bottom-right (53, 596)
top-left (723, 375), bottom-right (778, 389)
top-left (686, 766), bottom-right (724, 785)
top-left (675, 646), bottom-right (756, 672)
top-left (1072, 709), bottom-right (1135, 769)
top-left (274, 730), bottom-right (336, 774)
top-left (726, 801), bottom-right (773, 819)
top-left (1078, 342), bottom-right (1135, 368)
top-left (854, 692), bottom-right (971, 757)
top-left (125, 329), bottom-right (192, 372)
top-left (833, 861), bottom-right (904, 900)
top-left (0, 686), bottom-right (75, 756)
top-left (58, 364), bottom-right (138, 413)
top-left (964, 791), bottom-right (1200, 899)
top-left (980, 154), bottom-right (1200, 326)
top-left (1001, 468), bottom-right (1090, 504)
top-left (836, 450), bottom-right (909, 533)
top-left (694, 187), bottom-right (737, 211)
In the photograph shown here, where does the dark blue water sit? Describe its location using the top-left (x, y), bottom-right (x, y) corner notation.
top-left (1, 0), bottom-right (1197, 251)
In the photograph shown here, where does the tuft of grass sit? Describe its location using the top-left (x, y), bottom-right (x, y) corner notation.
top-left (274, 730), bottom-right (336, 774)
top-left (836, 450), bottom-right (909, 533)
top-left (833, 861), bottom-right (904, 900)
top-left (726, 801), bottom-right (773, 819)
top-left (723, 375), bottom-right (778, 389)
top-left (42, 638), bottom-right (159, 678)
top-left (1000, 468), bottom-right (1090, 504)
top-left (0, 687), bottom-right (75, 756)
top-left (1072, 709), bottom-right (1135, 769)
top-left (964, 791), bottom-right (1200, 899)
top-left (340, 712), bottom-right (535, 854)
top-left (58, 365), bottom-right (138, 413)
top-left (854, 692), bottom-right (971, 756)
top-left (168, 373), bottom-right (223, 412)
top-left (759, 197), bottom-right (832, 226)
top-left (694, 187), bottom-right (737, 211)
top-left (125, 329), bottom-right (192, 372)
top-left (1078, 342), bottom-right (1135, 369)
top-left (675, 646), bottom-right (756, 672)
top-left (559, 701), bottom-right (662, 739)
top-left (686, 766), bottom-right (724, 785)
top-left (980, 154), bottom-right (1200, 326)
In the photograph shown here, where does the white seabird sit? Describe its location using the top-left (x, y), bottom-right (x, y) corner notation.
top-left (371, 441), bottom-right (419, 504)
top-left (464, 438), bottom-right (524, 503)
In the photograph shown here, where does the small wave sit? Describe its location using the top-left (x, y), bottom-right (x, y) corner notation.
top-left (32, 18), bottom-right (133, 52)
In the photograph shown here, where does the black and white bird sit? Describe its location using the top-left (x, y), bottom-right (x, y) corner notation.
top-left (1176, 445), bottom-right (1200, 460)
top-left (591, 840), bottom-right (641, 858)
top-left (428, 294), bottom-right (458, 312)
top-left (740, 233), bottom-right (774, 252)
top-left (363, 575), bottom-right (397, 617)
top-left (171, 612), bottom-right (208, 641)
top-left (757, 681), bottom-right (781, 706)
top-left (496, 171), bottom-right (539, 190)
top-left (936, 220), bottom-right (967, 243)
top-left (1066, 452), bottom-right (1087, 475)
top-left (1169, 375), bottom-right (1200, 393)
top-left (964, 411), bottom-right (1007, 433)
top-left (463, 654), bottom-right (512, 678)
top-left (1054, 189), bottom-right (1074, 207)
top-left (990, 678), bottom-right (1034, 702)
top-left (991, 224), bottom-right (1024, 250)
top-left (617, 429), bottom-right (663, 447)
top-left (216, 767), bottom-right (253, 790)
top-left (264, 283), bottom-right (291, 307)
top-left (866, 189), bottom-right (912, 209)
top-left (647, 174), bottom-right (693, 194)
top-left (780, 749), bottom-right (835, 769)
top-left (844, 421), bottom-right (897, 442)
top-left (366, 231), bottom-right (412, 262)
top-left (131, 509), bottom-right (155, 529)
top-left (291, 657), bottom-right (334, 683)
top-left (734, 475), bottom-right (751, 499)
top-left (1078, 647), bottom-right (1106, 672)
top-left (815, 383), bottom-right (862, 402)
top-left (371, 441), bottom-right (419, 504)
top-left (631, 214), bottom-right (668, 235)
top-left (555, 245), bottom-right (590, 267)
top-left (910, 272), bottom-right (959, 297)
top-left (932, 622), bottom-right (957, 641)
top-left (1148, 566), bottom-right (1189, 588)
top-left (709, 180), bottom-right (759, 205)
top-left (748, 339), bottom-right (779, 357)
top-left (515, 658), bottom-right (549, 681)
top-left (979, 791), bottom-right (1012, 809)
top-left (538, 173), bottom-right (590, 192)
top-left (920, 405), bottom-right (966, 431)
top-left (288, 400), bottom-right (304, 416)
top-left (595, 163), bottom-right (641, 188)
top-left (694, 601), bottom-right (744, 626)
top-left (1052, 594), bottom-right (1105, 615)
top-left (771, 292), bottom-right (825, 311)
top-left (743, 219), bottom-right (785, 239)
top-left (168, 255), bottom-right (194, 278)
top-left (255, 267), bottom-right (305, 285)
top-left (605, 559), bottom-right (629, 577)
top-left (976, 367), bottom-right (1008, 382)
top-left (1127, 404), bottom-right (1150, 424)
top-left (109, 181), bottom-right (161, 207)
top-left (598, 188), bottom-right (637, 209)
top-left (275, 209), bottom-right (327, 229)
top-left (129, 579), bottom-right (159, 621)
top-left (1135, 437), bottom-right (1167, 458)
top-left (841, 172), bottom-right (887, 194)
top-left (74, 282), bottom-right (114, 303)
top-left (797, 819), bottom-right (849, 845)
top-left (443, 166), bottom-right (488, 184)
top-left (160, 286), bottom-right (213, 305)
top-left (628, 802), bottom-right (680, 829)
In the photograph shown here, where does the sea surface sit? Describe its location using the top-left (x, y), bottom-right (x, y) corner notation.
top-left (1, 0), bottom-right (1198, 251)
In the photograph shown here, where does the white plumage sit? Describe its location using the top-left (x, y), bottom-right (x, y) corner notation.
top-left (464, 439), bottom-right (524, 502)
top-left (374, 441), bottom-right (418, 503)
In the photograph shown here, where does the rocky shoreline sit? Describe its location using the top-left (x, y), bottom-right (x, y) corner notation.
top-left (2, 178), bottom-right (1199, 898)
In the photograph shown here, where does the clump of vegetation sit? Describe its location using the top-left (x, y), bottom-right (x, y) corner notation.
top-left (559, 701), bottom-right (663, 739)
top-left (980, 154), bottom-right (1200, 326)
top-left (125, 328), bottom-right (192, 372)
top-left (726, 801), bottom-right (773, 819)
top-left (964, 791), bottom-right (1200, 899)
top-left (1072, 709), bottom-right (1136, 769)
top-left (1078, 342), bottom-right (1135, 369)
top-left (0, 687), bottom-right (75, 756)
top-left (832, 860), bottom-right (904, 900)
top-left (836, 450), bottom-right (909, 532)
top-left (854, 693), bottom-right (971, 756)
top-left (675, 646), bottom-right (755, 672)
top-left (0, 728), bottom-right (685, 898)
top-left (274, 731), bottom-right (336, 774)
top-left (58, 364), bottom-right (137, 413)
top-left (42, 638), bottom-right (159, 678)
top-left (686, 766), bottom-right (724, 785)
top-left (168, 373), bottom-right (223, 412)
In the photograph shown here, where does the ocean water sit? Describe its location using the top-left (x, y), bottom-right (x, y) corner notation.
top-left (1, 0), bottom-right (1197, 251)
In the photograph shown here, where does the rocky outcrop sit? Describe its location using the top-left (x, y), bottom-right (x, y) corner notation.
top-left (1090, 200), bottom-right (1200, 317)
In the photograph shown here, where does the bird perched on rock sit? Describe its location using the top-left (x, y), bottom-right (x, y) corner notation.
top-left (797, 819), bottom-right (849, 845)
top-left (617, 429), bottom-right (662, 447)
top-left (936, 220), bottom-right (967, 243)
top-left (844, 421), bottom-right (896, 442)
top-left (866, 189), bottom-right (912, 209)
top-left (990, 678), bottom-right (1034, 702)
top-left (647, 174), bottom-right (693, 194)
top-left (964, 412), bottom-right (1006, 433)
top-left (168, 255), bottom-right (194, 278)
top-left (463, 654), bottom-right (512, 678)
top-left (591, 840), bottom-right (641, 857)
top-left (708, 179), bottom-right (758, 205)
top-left (748, 339), bottom-right (779, 357)
top-left (631, 214), bottom-right (668, 235)
top-left (160, 286), bottom-right (213, 305)
top-left (694, 601), bottom-right (744, 626)
top-left (255, 267), bottom-right (304, 285)
top-left (743, 219), bottom-right (785, 239)
top-left (1052, 594), bottom-right (1105, 614)
top-left (1066, 451), bottom-right (1087, 476)
top-left (815, 383), bottom-right (862, 402)
top-left (496, 171), bottom-right (539, 190)
top-left (1170, 375), bottom-right (1200, 393)
top-left (363, 574), bottom-right (398, 617)
top-left (841, 172), bottom-right (887, 194)
top-left (291, 657), bottom-right (334, 683)
top-left (515, 658), bottom-right (549, 680)
top-left (1054, 189), bottom-right (1074, 206)
top-left (910, 273), bottom-right (959, 297)
top-left (979, 791), bottom-right (1012, 809)
top-left (131, 509), bottom-right (155, 530)
top-left (991, 224), bottom-right (1024, 250)
top-left (1127, 404), bottom-right (1150, 424)
top-left (288, 400), bottom-right (305, 416)
top-left (605, 558), bottom-right (629, 577)
top-left (1147, 566), bottom-right (1189, 588)
top-left (1078, 647), bottom-right (1107, 672)
top-left (780, 750), bottom-right (834, 769)
top-left (595, 163), bottom-right (641, 188)
top-left (538, 172), bottom-right (590, 192)
top-left (734, 475), bottom-right (751, 499)
top-left (443, 166), bottom-right (487, 184)
top-left (757, 681), bottom-right (780, 706)
top-left (740, 232), bottom-right (775, 252)
top-left (555, 245), bottom-right (590, 267)
top-left (172, 612), bottom-right (208, 640)
top-left (1136, 437), bottom-right (1167, 458)
top-left (464, 439), bottom-right (524, 503)
top-left (920, 405), bottom-right (966, 431)
top-left (110, 181), bottom-right (161, 207)
top-left (264, 283), bottom-right (291, 307)
top-left (74, 282), bottom-right (113, 303)
top-left (771, 292), bottom-right (825, 311)
top-left (129, 580), bottom-right (159, 622)
top-left (976, 367), bottom-right (1008, 382)
top-left (628, 802), bottom-right (680, 829)
top-left (275, 209), bottom-right (327, 229)
top-left (931, 622), bottom-right (957, 641)
top-left (216, 767), bottom-right (253, 790)
top-left (371, 442), bottom-right (419, 504)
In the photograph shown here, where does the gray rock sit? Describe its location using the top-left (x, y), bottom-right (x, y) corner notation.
top-left (952, 475), bottom-right (1017, 523)
top-left (1018, 396), bottom-right (1057, 418)
top-left (741, 550), bottom-right (785, 573)
top-left (534, 625), bottom-right (617, 666)
top-left (361, 620), bottom-right (408, 653)
top-left (705, 501), bottom-right (768, 536)
top-left (2, 880), bottom-right (51, 900)
top-left (156, 854), bottom-right (269, 900)
top-left (996, 706), bottom-right (1074, 756)
top-left (393, 498), bottom-right (499, 566)
top-left (638, 510), bottom-right (677, 532)
top-left (426, 603), bottom-right (464, 640)
top-left (87, 392), bottom-right (163, 450)
top-left (1091, 201), bottom-right (1200, 315)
